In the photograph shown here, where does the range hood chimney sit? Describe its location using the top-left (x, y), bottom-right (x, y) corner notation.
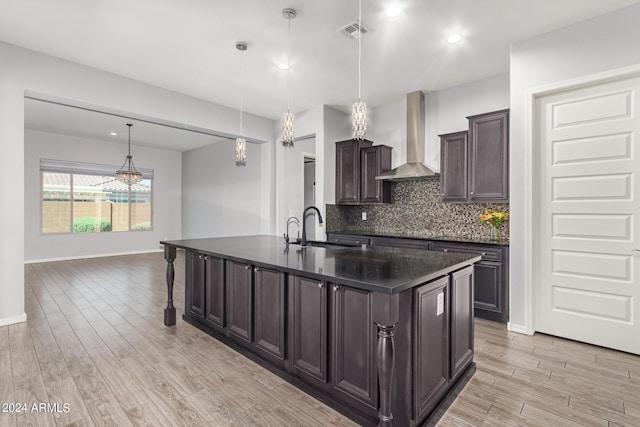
top-left (375, 91), bottom-right (439, 181)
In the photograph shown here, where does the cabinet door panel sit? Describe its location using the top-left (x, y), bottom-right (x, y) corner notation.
top-left (440, 131), bottom-right (468, 203)
top-left (474, 261), bottom-right (502, 313)
top-left (360, 146), bottom-right (391, 203)
top-left (254, 267), bottom-right (285, 360)
top-left (185, 251), bottom-right (205, 318)
top-left (226, 260), bottom-right (253, 343)
top-left (204, 256), bottom-right (224, 329)
top-left (451, 266), bottom-right (474, 380)
top-left (468, 110), bottom-right (509, 201)
top-left (332, 285), bottom-right (377, 409)
top-left (413, 276), bottom-right (450, 420)
top-left (370, 236), bottom-right (430, 250)
top-left (291, 276), bottom-right (327, 383)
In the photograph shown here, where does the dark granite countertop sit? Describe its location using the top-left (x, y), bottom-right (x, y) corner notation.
top-left (161, 235), bottom-right (480, 295)
top-left (327, 230), bottom-right (510, 246)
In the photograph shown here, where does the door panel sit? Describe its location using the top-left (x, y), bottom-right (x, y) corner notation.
top-left (536, 75), bottom-right (640, 354)
top-left (254, 267), bottom-right (286, 360)
top-left (204, 256), bottom-right (224, 329)
top-left (226, 260), bottom-right (253, 343)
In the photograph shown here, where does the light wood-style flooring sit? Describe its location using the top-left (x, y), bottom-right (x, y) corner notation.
top-left (0, 252), bottom-right (638, 426)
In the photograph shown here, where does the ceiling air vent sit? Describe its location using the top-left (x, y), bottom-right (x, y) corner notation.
top-left (338, 20), bottom-right (370, 39)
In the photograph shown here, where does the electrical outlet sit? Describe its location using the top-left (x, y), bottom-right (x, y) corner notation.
top-left (362, 211), bottom-right (367, 221)
top-left (436, 292), bottom-right (444, 316)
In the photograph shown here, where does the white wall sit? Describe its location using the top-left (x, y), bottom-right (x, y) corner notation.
top-left (273, 105), bottom-right (351, 240)
top-left (24, 129), bottom-right (181, 261)
top-left (510, 3), bottom-right (640, 330)
top-left (367, 74), bottom-right (510, 172)
top-left (0, 41), bottom-right (275, 326)
top-left (281, 137), bottom-right (316, 240)
top-left (181, 140), bottom-right (266, 238)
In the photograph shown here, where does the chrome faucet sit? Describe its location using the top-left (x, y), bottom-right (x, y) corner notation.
top-left (301, 206), bottom-right (324, 247)
top-left (284, 216), bottom-right (300, 244)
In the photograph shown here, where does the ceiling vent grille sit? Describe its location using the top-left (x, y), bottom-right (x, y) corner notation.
top-left (338, 20), bottom-right (370, 39)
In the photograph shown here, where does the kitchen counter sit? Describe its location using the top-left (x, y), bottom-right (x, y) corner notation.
top-left (160, 235), bottom-right (480, 426)
top-left (327, 229), bottom-right (510, 246)
top-left (160, 235), bottom-right (480, 294)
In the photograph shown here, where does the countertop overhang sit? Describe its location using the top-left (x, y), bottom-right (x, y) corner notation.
top-left (161, 235), bottom-right (481, 295)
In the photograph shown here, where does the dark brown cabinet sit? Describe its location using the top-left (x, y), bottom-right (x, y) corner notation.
top-left (332, 284), bottom-right (377, 409)
top-left (326, 233), bottom-right (370, 246)
top-left (226, 260), bottom-right (253, 344)
top-left (204, 256), bottom-right (225, 330)
top-left (360, 145), bottom-right (392, 203)
top-left (431, 241), bottom-right (509, 323)
top-left (413, 276), bottom-right (450, 420)
top-left (468, 109), bottom-right (509, 202)
top-left (439, 109), bottom-right (509, 203)
top-left (439, 131), bottom-right (468, 203)
top-left (185, 250), bottom-right (206, 318)
top-left (254, 267), bottom-right (286, 361)
top-left (290, 275), bottom-right (328, 383)
top-left (335, 139), bottom-right (392, 205)
top-left (450, 266), bottom-right (474, 380)
top-left (369, 236), bottom-right (431, 250)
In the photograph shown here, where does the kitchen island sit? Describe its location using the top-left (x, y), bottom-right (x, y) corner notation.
top-left (160, 235), bottom-right (480, 426)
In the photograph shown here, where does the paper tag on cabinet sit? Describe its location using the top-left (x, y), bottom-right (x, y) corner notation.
top-left (437, 292), bottom-right (444, 316)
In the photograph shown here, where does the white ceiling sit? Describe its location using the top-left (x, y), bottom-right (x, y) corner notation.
top-left (5, 0), bottom-right (640, 148)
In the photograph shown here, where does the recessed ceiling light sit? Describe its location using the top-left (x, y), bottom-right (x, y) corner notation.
top-left (386, 5), bottom-right (402, 17)
top-left (277, 63), bottom-right (289, 70)
top-left (447, 34), bottom-right (463, 44)
top-left (110, 132), bottom-right (118, 136)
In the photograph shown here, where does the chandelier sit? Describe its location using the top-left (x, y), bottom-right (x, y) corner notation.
top-left (281, 8), bottom-right (296, 147)
top-left (236, 41), bottom-right (248, 166)
top-left (352, 0), bottom-right (367, 140)
top-left (115, 123), bottom-right (143, 185)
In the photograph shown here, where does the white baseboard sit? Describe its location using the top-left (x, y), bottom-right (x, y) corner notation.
top-left (0, 313), bottom-right (27, 327)
top-left (24, 249), bottom-right (163, 264)
top-left (507, 322), bottom-right (532, 335)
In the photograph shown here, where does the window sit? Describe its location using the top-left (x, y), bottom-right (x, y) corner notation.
top-left (40, 159), bottom-right (153, 234)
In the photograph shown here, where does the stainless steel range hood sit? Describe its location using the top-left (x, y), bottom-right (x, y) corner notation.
top-left (375, 91), bottom-right (439, 181)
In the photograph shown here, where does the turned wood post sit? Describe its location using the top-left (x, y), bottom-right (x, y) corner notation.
top-left (373, 292), bottom-right (400, 427)
top-left (376, 323), bottom-right (396, 426)
top-left (164, 245), bottom-right (177, 326)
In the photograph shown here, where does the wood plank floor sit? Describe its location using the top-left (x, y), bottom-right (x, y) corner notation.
top-left (0, 252), bottom-right (638, 426)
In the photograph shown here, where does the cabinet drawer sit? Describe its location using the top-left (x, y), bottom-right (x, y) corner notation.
top-left (326, 234), bottom-right (370, 246)
top-left (370, 236), bottom-right (430, 250)
top-left (430, 242), bottom-right (502, 262)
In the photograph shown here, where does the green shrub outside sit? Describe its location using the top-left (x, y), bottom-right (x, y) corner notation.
top-left (72, 217), bottom-right (111, 233)
top-left (132, 222), bottom-right (151, 231)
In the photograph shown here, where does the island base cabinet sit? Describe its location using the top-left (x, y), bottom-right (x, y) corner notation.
top-left (204, 256), bottom-right (224, 330)
top-left (226, 260), bottom-right (253, 344)
top-left (185, 251), bottom-right (206, 318)
top-left (254, 267), bottom-right (286, 361)
top-left (450, 266), bottom-right (474, 380)
top-left (413, 276), bottom-right (450, 421)
top-left (332, 284), bottom-right (378, 410)
top-left (289, 275), bottom-right (328, 384)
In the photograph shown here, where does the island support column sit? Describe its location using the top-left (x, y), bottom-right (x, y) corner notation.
top-left (164, 245), bottom-right (177, 326)
top-left (373, 293), bottom-right (400, 427)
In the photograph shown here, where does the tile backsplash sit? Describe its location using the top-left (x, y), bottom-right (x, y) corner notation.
top-left (326, 179), bottom-right (510, 241)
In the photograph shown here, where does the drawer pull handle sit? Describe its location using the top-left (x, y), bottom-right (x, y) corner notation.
top-left (481, 252), bottom-right (486, 256)
top-left (318, 283), bottom-right (324, 289)
top-left (443, 249), bottom-right (448, 252)
top-left (198, 255), bottom-right (202, 259)
top-left (204, 256), bottom-right (209, 261)
top-left (470, 191), bottom-right (474, 195)
top-left (333, 285), bottom-right (339, 292)
top-left (245, 265), bottom-right (251, 270)
top-left (254, 267), bottom-right (260, 272)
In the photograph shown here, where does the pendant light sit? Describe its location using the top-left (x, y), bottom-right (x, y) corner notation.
top-left (115, 123), bottom-right (143, 185)
top-left (281, 8), bottom-right (296, 147)
top-left (235, 41), bottom-right (248, 166)
top-left (352, 0), bottom-right (367, 140)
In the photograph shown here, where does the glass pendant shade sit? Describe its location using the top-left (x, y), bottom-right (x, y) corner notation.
top-left (235, 137), bottom-right (247, 166)
top-left (116, 124), bottom-right (143, 185)
top-left (352, 100), bottom-right (367, 140)
top-left (282, 111), bottom-right (295, 147)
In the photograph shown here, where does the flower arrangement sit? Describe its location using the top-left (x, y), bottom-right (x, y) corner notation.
top-left (479, 209), bottom-right (509, 240)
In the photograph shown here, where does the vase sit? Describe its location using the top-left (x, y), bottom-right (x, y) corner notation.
top-left (489, 226), bottom-right (500, 241)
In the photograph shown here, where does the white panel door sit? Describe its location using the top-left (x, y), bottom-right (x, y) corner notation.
top-left (536, 75), bottom-right (640, 354)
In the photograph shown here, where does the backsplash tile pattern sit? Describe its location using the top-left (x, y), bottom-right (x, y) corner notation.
top-left (326, 180), bottom-right (510, 241)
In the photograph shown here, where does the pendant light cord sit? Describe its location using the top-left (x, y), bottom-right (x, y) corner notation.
top-left (358, 0), bottom-right (362, 102)
top-left (240, 48), bottom-right (244, 136)
top-left (287, 13), bottom-right (291, 112)
top-left (127, 124), bottom-right (132, 157)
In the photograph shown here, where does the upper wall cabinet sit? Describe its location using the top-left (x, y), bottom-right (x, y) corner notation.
top-left (439, 109), bottom-right (509, 203)
top-left (335, 139), bottom-right (392, 205)
top-left (468, 109), bottom-right (509, 202)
